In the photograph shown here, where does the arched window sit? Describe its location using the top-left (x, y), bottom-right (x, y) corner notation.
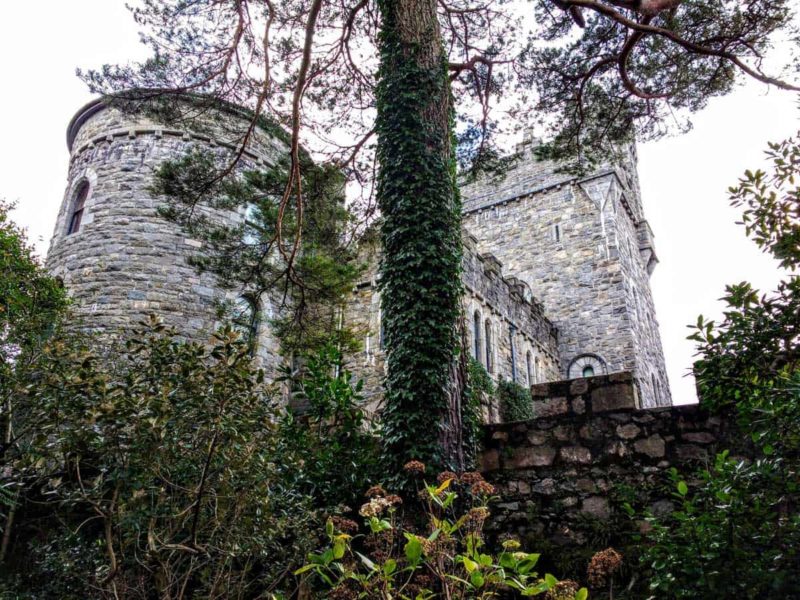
top-left (232, 295), bottom-right (259, 351)
top-left (67, 181), bottom-right (89, 235)
top-left (567, 353), bottom-right (607, 379)
top-left (485, 319), bottom-right (494, 373)
top-left (526, 351), bottom-right (533, 385)
top-left (242, 203), bottom-right (262, 245)
top-left (651, 374), bottom-right (659, 403)
top-left (472, 310), bottom-right (482, 361)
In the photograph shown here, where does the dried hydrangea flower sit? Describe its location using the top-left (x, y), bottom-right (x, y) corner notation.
top-left (403, 460), bottom-right (426, 474)
top-left (587, 547), bottom-right (623, 588)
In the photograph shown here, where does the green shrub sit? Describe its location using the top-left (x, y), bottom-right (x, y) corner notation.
top-left (298, 464), bottom-right (588, 599)
top-left (498, 379), bottom-right (534, 422)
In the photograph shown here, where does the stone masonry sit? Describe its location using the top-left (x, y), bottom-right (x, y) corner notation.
top-left (479, 374), bottom-right (738, 552)
top-left (46, 97), bottom-right (287, 377)
top-left (461, 141), bottom-right (671, 407)
top-left (48, 97), bottom-right (672, 411)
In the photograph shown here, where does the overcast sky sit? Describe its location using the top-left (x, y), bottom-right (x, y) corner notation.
top-left (1, 1), bottom-right (797, 404)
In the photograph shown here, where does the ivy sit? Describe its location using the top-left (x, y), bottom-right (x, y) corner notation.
top-left (463, 358), bottom-right (495, 467)
top-left (497, 379), bottom-right (534, 422)
top-left (375, 0), bottom-right (463, 476)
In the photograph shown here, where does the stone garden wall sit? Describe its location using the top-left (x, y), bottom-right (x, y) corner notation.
top-left (479, 373), bottom-right (741, 560)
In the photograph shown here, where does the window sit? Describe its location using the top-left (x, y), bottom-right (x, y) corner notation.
top-left (485, 320), bottom-right (494, 373)
top-left (552, 224), bottom-right (561, 242)
top-left (232, 295), bottom-right (259, 351)
top-left (379, 310), bottom-right (386, 350)
top-left (526, 351), bottom-right (533, 385)
top-left (473, 310), bottom-right (482, 360)
top-left (67, 181), bottom-right (89, 235)
top-left (567, 353), bottom-right (606, 379)
top-left (243, 203), bottom-right (263, 245)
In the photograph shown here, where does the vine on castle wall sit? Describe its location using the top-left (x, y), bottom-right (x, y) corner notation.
top-left (375, 0), bottom-right (464, 478)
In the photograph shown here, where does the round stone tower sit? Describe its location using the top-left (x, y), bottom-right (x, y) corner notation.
top-left (47, 95), bottom-right (288, 375)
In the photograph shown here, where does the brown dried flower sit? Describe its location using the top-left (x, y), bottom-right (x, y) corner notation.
top-left (470, 480), bottom-right (496, 496)
top-left (359, 497), bottom-right (392, 518)
top-left (403, 460), bottom-right (426, 474)
top-left (385, 494), bottom-right (403, 506)
top-left (331, 516), bottom-right (359, 534)
top-left (466, 506), bottom-right (491, 524)
top-left (587, 547), bottom-right (623, 588)
top-left (365, 484), bottom-right (387, 498)
top-left (437, 471), bottom-right (458, 484)
top-left (460, 471), bottom-right (484, 485)
top-left (545, 580), bottom-right (580, 600)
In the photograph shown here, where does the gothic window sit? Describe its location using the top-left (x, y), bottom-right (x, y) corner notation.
top-left (232, 295), bottom-right (259, 352)
top-left (473, 310), bottom-right (482, 361)
top-left (485, 319), bottom-right (494, 373)
top-left (567, 354), bottom-right (606, 379)
top-left (526, 350), bottom-right (533, 385)
top-left (66, 181), bottom-right (89, 235)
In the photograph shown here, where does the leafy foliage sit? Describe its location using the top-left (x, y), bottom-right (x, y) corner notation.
top-left (298, 468), bottom-right (587, 599)
top-left (498, 379), bottom-right (534, 422)
top-left (375, 0), bottom-right (464, 476)
top-left (3, 319), bottom-right (317, 599)
top-left (278, 343), bottom-right (382, 510)
top-left (463, 358), bottom-right (495, 466)
top-left (645, 455), bottom-right (800, 598)
top-left (643, 129), bottom-right (800, 598)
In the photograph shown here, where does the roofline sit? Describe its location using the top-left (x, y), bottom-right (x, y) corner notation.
top-left (66, 90), bottom-right (292, 152)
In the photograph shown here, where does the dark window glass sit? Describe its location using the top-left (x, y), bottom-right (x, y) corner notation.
top-left (67, 182), bottom-right (89, 235)
top-left (582, 365), bottom-right (595, 378)
top-left (473, 310), bottom-right (481, 360)
top-left (485, 320), bottom-right (494, 373)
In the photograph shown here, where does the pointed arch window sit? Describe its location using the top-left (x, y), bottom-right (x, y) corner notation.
top-left (472, 310), bottom-right (482, 361)
top-left (485, 319), bottom-right (494, 373)
top-left (67, 181), bottom-right (90, 235)
top-left (526, 351), bottom-right (533, 385)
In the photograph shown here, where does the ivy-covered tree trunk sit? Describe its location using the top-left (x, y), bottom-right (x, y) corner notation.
top-left (376, 0), bottom-right (464, 473)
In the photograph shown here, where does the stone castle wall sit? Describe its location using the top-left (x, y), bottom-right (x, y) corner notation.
top-left (47, 99), bottom-right (287, 376)
top-left (479, 374), bottom-right (736, 556)
top-left (460, 143), bottom-right (670, 407)
top-left (343, 235), bottom-right (562, 416)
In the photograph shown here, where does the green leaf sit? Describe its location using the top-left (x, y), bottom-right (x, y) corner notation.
top-left (677, 481), bottom-right (689, 496)
top-left (575, 587), bottom-right (589, 600)
top-left (544, 573), bottom-right (557, 588)
top-left (470, 570), bottom-right (485, 588)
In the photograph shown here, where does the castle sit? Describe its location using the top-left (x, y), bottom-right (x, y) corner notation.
top-left (47, 97), bottom-right (671, 412)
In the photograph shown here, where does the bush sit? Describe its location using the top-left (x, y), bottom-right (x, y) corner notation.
top-left (298, 463), bottom-right (588, 599)
top-left (3, 319), bottom-right (317, 598)
top-left (498, 379), bottom-right (533, 422)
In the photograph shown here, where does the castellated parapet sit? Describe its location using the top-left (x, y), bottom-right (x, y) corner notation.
top-left (46, 97), bottom-right (287, 377)
top-left (344, 233), bottom-right (562, 418)
top-left (460, 141), bottom-right (671, 407)
top-left (48, 97), bottom-right (673, 412)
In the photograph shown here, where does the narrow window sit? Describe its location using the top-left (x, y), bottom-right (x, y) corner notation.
top-left (243, 203), bottom-right (262, 245)
top-left (67, 181), bottom-right (89, 235)
top-left (535, 357), bottom-right (540, 382)
top-left (651, 374), bottom-right (659, 403)
top-left (473, 310), bottom-right (482, 360)
top-left (485, 320), bottom-right (494, 373)
top-left (379, 312), bottom-right (385, 350)
top-left (553, 224), bottom-right (561, 242)
top-left (582, 365), bottom-right (595, 378)
top-left (232, 295), bottom-right (259, 352)
top-left (526, 351), bottom-right (533, 385)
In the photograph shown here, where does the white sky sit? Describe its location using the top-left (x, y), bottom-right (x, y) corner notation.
top-left (1, 1), bottom-right (797, 405)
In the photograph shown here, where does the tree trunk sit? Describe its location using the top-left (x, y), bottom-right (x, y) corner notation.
top-left (376, 0), bottom-right (465, 474)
